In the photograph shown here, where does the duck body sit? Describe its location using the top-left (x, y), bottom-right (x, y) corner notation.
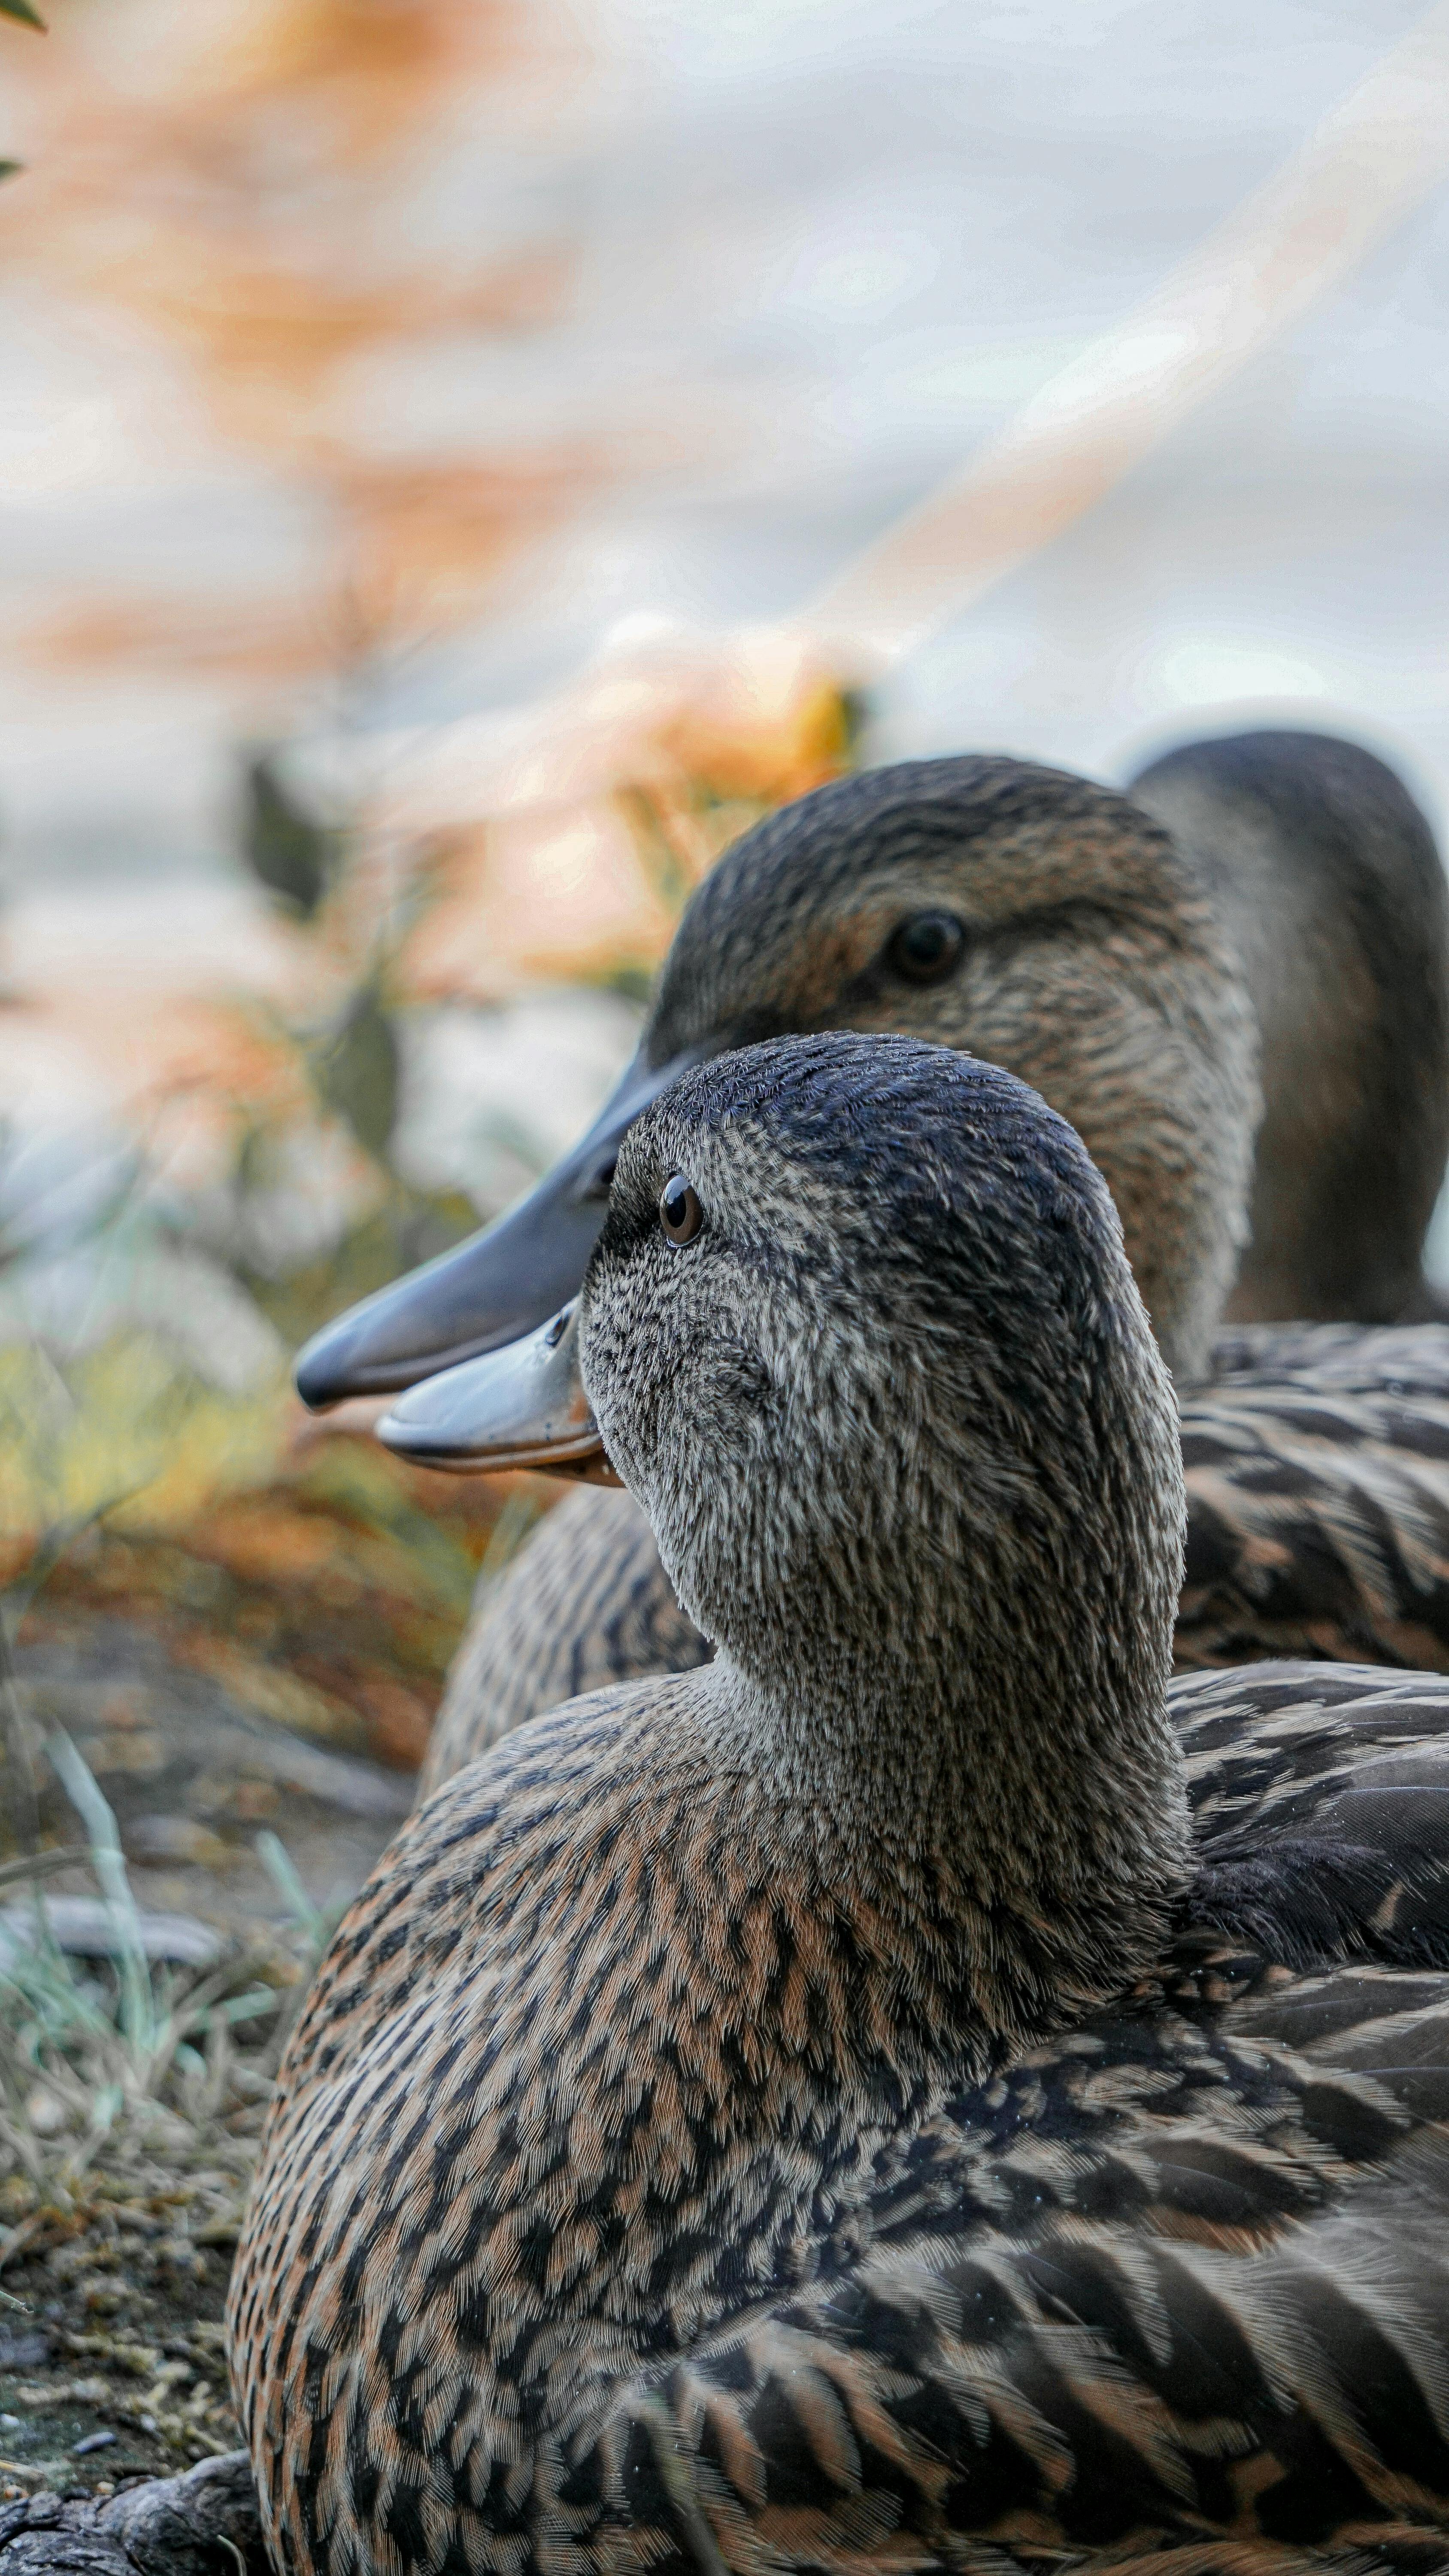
top-left (232, 1677), bottom-right (1166, 2565)
top-left (235, 1670), bottom-right (1449, 2576)
top-left (236, 1039), bottom-right (1449, 2573)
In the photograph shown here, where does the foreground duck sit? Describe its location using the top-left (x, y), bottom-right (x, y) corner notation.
top-left (294, 740), bottom-right (1449, 1789)
top-left (234, 1037), bottom-right (1449, 2573)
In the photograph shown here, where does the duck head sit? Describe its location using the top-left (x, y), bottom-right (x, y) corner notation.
top-left (297, 756), bottom-right (1258, 1408)
top-left (385, 1033), bottom-right (1191, 1889)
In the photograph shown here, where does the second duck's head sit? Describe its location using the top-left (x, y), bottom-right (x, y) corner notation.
top-left (385, 1034), bottom-right (1188, 1865)
top-left (298, 758), bottom-right (1259, 1410)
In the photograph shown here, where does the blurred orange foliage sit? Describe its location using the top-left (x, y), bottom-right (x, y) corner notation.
top-left (402, 641), bottom-right (859, 997)
top-left (5, 0), bottom-right (594, 673)
top-left (0, 0), bottom-right (858, 1142)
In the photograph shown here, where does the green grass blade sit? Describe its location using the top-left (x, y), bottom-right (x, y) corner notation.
top-left (44, 1729), bottom-right (157, 2057)
top-left (255, 1830), bottom-right (327, 1949)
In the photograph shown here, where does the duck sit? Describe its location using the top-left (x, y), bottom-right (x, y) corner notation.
top-left (232, 1034), bottom-right (1449, 2575)
top-left (1128, 726), bottom-right (1449, 1328)
top-left (292, 743), bottom-right (1449, 1796)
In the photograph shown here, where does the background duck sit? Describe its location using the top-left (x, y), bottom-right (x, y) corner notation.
top-left (1129, 728), bottom-right (1449, 1329)
top-left (319, 742), bottom-right (1449, 1794)
top-left (234, 1036), bottom-right (1449, 2575)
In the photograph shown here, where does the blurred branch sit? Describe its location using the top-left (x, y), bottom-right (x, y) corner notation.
top-left (806, 0), bottom-right (1449, 666)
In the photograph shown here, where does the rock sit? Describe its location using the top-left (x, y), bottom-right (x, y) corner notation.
top-left (0, 2451), bottom-right (267, 2571)
top-left (122, 1818), bottom-right (231, 1871)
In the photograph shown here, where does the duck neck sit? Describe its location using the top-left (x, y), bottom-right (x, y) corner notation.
top-left (1019, 913), bottom-right (1261, 1386)
top-left (691, 1547), bottom-right (1192, 2055)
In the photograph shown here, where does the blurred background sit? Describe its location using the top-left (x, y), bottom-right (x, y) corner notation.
top-left (1, 0), bottom-right (1448, 1838)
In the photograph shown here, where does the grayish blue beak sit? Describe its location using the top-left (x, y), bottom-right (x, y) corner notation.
top-left (294, 1040), bottom-right (709, 1407)
top-left (377, 1302), bottom-right (620, 1483)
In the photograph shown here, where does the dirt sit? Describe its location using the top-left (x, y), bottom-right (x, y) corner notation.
top-left (0, 1492), bottom-right (476, 2504)
top-left (0, 2153), bottom-right (251, 2504)
top-left (10, 1608), bottom-right (416, 1947)
top-left (0, 1459), bottom-right (544, 2508)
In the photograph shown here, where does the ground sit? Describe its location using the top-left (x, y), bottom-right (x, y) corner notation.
top-left (0, 2151), bottom-right (248, 2500)
top-left (0, 1455), bottom-right (536, 2505)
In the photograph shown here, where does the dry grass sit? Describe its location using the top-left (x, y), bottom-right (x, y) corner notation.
top-left (0, 1468), bottom-right (557, 2505)
top-left (0, 1726), bottom-right (331, 2500)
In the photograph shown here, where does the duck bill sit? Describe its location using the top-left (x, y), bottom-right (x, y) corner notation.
top-left (377, 1303), bottom-right (621, 1484)
top-left (294, 1041), bottom-right (712, 1408)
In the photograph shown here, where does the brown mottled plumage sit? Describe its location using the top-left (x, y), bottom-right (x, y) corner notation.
top-left (422, 1320), bottom-right (1449, 1790)
top-left (410, 751), bottom-right (1449, 1796)
top-left (1183, 1323), bottom-right (1449, 1667)
top-left (233, 1038), bottom-right (1449, 2574)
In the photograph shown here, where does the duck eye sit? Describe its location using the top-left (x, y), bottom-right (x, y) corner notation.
top-left (659, 1175), bottom-right (703, 1246)
top-left (887, 910), bottom-right (965, 985)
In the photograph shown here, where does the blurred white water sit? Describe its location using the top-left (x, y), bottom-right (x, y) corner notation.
top-left (2, 0), bottom-right (1446, 895)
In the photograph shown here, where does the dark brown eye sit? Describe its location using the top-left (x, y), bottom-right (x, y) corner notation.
top-left (659, 1174), bottom-right (703, 1245)
top-left (886, 910), bottom-right (965, 984)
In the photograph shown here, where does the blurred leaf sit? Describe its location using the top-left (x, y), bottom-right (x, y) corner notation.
top-left (615, 783), bottom-right (693, 914)
top-left (0, 163), bottom-right (24, 182)
top-left (314, 986), bottom-right (400, 1162)
top-left (837, 686), bottom-right (873, 757)
top-left (295, 1440), bottom-right (483, 1616)
top-left (599, 962), bottom-right (656, 1008)
top-left (0, 0), bottom-right (44, 27)
top-left (0, 1331), bottom-right (287, 1548)
top-left (241, 752), bottom-right (340, 921)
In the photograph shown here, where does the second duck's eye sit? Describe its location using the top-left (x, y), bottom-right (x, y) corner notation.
top-left (659, 1175), bottom-right (703, 1246)
top-left (887, 910), bottom-right (966, 984)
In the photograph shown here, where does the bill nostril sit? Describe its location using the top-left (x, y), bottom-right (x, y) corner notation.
top-left (544, 1304), bottom-right (573, 1349)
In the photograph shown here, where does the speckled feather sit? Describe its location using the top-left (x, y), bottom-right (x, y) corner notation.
top-left (238, 1042), bottom-right (1449, 2573)
top-left (421, 1324), bottom-right (1449, 1793)
top-left (1181, 1326), bottom-right (1449, 1668)
top-left (236, 1662), bottom-right (1449, 2575)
